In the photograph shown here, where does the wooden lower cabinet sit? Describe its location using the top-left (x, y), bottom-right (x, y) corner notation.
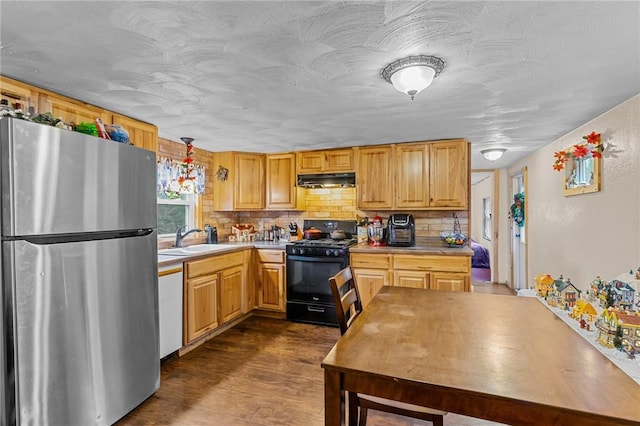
top-left (352, 268), bottom-right (389, 307)
top-left (350, 253), bottom-right (391, 307)
top-left (430, 272), bottom-right (467, 292)
top-left (184, 251), bottom-right (245, 345)
top-left (185, 273), bottom-right (218, 344)
top-left (351, 252), bottom-right (470, 307)
top-left (394, 270), bottom-right (429, 289)
top-left (219, 265), bottom-right (244, 324)
top-left (256, 249), bottom-right (286, 312)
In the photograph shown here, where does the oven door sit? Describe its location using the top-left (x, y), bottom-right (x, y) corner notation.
top-left (286, 255), bottom-right (348, 304)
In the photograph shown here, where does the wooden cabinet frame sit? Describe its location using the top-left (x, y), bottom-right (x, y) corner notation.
top-left (357, 139), bottom-right (469, 210)
top-left (255, 249), bottom-right (286, 312)
top-left (351, 252), bottom-right (470, 307)
top-left (184, 251), bottom-right (246, 345)
top-left (0, 75), bottom-right (158, 152)
top-left (296, 148), bottom-right (354, 174)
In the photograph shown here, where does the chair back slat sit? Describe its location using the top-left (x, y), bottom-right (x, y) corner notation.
top-left (329, 266), bottom-right (363, 335)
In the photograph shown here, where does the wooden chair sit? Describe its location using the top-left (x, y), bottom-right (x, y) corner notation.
top-left (328, 266), bottom-right (446, 426)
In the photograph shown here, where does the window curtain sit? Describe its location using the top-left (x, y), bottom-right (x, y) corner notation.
top-left (157, 156), bottom-right (205, 199)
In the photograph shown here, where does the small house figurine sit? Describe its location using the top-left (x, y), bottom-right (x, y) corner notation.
top-left (534, 273), bottom-right (554, 298)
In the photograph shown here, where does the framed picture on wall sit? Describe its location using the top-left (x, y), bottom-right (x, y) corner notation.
top-left (563, 153), bottom-right (601, 196)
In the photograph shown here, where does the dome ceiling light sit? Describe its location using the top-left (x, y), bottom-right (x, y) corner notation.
top-left (381, 55), bottom-right (445, 100)
top-left (481, 148), bottom-right (507, 161)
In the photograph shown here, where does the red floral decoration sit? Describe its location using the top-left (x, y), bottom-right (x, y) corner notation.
top-left (553, 131), bottom-right (603, 171)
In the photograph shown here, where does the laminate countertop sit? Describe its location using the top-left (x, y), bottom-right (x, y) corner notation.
top-left (349, 237), bottom-right (473, 256)
top-left (157, 240), bottom-right (287, 267)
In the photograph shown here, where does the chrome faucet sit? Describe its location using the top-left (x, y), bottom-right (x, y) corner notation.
top-left (175, 225), bottom-right (202, 248)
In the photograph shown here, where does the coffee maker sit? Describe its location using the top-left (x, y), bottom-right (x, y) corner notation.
top-left (386, 214), bottom-right (415, 247)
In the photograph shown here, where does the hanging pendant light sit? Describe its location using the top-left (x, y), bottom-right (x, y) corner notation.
top-left (381, 55), bottom-right (445, 100)
top-left (177, 137), bottom-right (197, 194)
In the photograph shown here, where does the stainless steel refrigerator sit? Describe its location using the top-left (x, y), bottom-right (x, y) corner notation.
top-left (0, 118), bottom-right (159, 425)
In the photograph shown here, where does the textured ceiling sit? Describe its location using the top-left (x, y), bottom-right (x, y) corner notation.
top-left (1, 1), bottom-right (638, 168)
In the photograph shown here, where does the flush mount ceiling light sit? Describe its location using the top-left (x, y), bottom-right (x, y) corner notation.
top-left (381, 55), bottom-right (445, 100)
top-left (481, 148), bottom-right (507, 161)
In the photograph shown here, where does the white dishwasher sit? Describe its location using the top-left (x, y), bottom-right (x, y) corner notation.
top-left (158, 264), bottom-right (183, 359)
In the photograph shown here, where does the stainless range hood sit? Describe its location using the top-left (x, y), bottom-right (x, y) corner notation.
top-left (297, 172), bottom-right (355, 188)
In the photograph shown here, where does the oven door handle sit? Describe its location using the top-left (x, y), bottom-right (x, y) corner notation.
top-left (307, 306), bottom-right (326, 313)
top-left (286, 255), bottom-right (348, 263)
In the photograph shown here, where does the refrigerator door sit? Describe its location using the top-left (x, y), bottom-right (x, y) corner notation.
top-left (0, 118), bottom-right (157, 237)
top-left (5, 233), bottom-right (159, 426)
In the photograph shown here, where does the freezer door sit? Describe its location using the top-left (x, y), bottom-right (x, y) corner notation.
top-left (0, 118), bottom-right (157, 237)
top-left (5, 233), bottom-right (159, 426)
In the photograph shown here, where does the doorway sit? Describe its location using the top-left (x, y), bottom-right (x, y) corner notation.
top-left (510, 169), bottom-right (528, 290)
top-left (470, 170), bottom-right (497, 283)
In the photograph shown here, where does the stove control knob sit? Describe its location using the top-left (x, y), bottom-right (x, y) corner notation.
top-left (334, 250), bottom-right (341, 257)
top-left (299, 248), bottom-right (305, 255)
top-left (325, 249), bottom-right (332, 256)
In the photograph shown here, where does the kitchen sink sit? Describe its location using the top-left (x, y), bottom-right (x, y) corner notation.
top-left (158, 244), bottom-right (236, 256)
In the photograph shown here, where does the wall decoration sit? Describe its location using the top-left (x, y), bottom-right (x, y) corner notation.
top-left (216, 165), bottom-right (229, 181)
top-left (553, 131), bottom-right (603, 197)
top-left (510, 192), bottom-right (525, 227)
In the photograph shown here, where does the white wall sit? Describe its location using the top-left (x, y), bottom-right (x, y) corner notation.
top-left (470, 175), bottom-right (492, 243)
top-left (497, 169), bottom-right (510, 285)
top-left (506, 94), bottom-right (640, 291)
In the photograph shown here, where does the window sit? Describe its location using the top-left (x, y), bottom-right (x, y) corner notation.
top-left (157, 194), bottom-right (197, 236)
top-left (482, 197), bottom-right (492, 240)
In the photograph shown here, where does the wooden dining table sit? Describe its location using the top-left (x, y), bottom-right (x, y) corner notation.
top-left (321, 287), bottom-right (640, 426)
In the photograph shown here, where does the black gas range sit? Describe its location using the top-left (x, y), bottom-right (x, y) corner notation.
top-left (285, 220), bottom-right (358, 327)
top-left (286, 237), bottom-right (358, 257)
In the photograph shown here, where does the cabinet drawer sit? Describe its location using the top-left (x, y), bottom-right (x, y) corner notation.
top-left (350, 253), bottom-right (391, 269)
top-left (393, 254), bottom-right (469, 273)
top-left (186, 251), bottom-right (244, 278)
top-left (257, 249), bottom-right (285, 264)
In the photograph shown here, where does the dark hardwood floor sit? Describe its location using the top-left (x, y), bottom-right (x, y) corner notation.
top-left (118, 285), bottom-right (512, 426)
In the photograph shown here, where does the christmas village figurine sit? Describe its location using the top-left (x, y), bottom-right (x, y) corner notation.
top-left (591, 270), bottom-right (639, 311)
top-left (595, 309), bottom-right (640, 357)
top-left (542, 275), bottom-right (581, 310)
top-left (590, 268), bottom-right (640, 357)
top-left (534, 273), bottom-right (554, 298)
top-left (534, 268), bottom-right (640, 358)
top-left (570, 299), bottom-right (598, 331)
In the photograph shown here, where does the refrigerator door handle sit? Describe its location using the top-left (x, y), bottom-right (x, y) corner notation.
top-left (21, 228), bottom-right (155, 245)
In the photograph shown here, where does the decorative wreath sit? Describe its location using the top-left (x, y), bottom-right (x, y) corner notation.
top-left (510, 192), bottom-right (525, 227)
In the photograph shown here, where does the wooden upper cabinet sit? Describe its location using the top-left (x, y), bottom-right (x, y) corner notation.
top-left (394, 143), bottom-right (430, 208)
top-left (356, 145), bottom-right (394, 210)
top-left (297, 148), bottom-right (354, 173)
top-left (213, 152), bottom-right (265, 211)
top-left (41, 93), bottom-right (108, 126)
top-left (111, 113), bottom-right (158, 152)
top-left (0, 76), bottom-right (39, 112)
top-left (429, 140), bottom-right (468, 208)
top-left (394, 139), bottom-right (468, 209)
top-left (266, 153), bottom-right (303, 210)
top-left (1, 76), bottom-right (158, 152)
top-left (236, 153), bottom-right (265, 209)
